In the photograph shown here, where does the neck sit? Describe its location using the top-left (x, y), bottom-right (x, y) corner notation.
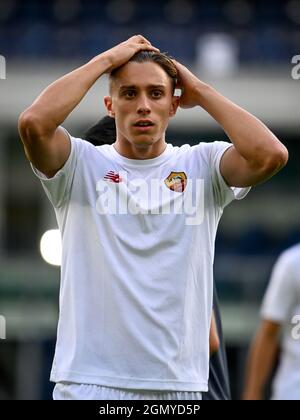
top-left (113, 135), bottom-right (167, 160)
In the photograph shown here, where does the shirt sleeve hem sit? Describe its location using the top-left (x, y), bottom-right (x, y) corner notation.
top-left (30, 128), bottom-right (73, 182)
top-left (215, 144), bottom-right (251, 201)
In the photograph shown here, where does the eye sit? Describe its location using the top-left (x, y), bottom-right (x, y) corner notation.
top-left (151, 90), bottom-right (163, 98)
top-left (123, 90), bottom-right (136, 99)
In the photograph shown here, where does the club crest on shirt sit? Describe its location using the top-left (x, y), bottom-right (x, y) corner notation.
top-left (164, 172), bottom-right (187, 193)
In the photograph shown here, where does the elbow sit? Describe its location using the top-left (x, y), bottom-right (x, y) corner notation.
top-left (18, 109), bottom-right (47, 146)
top-left (273, 143), bottom-right (289, 169)
top-left (261, 143), bottom-right (289, 176)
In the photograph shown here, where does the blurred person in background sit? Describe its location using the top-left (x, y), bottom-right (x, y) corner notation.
top-left (243, 244), bottom-right (300, 400)
top-left (18, 35), bottom-right (287, 400)
top-left (83, 116), bottom-right (231, 400)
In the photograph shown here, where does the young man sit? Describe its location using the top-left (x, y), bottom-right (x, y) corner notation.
top-left (243, 244), bottom-right (300, 400)
top-left (18, 35), bottom-right (288, 400)
top-left (83, 116), bottom-right (231, 400)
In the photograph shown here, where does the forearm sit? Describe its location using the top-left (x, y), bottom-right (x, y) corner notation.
top-left (243, 330), bottom-right (278, 400)
top-left (22, 53), bottom-right (112, 134)
top-left (194, 82), bottom-right (286, 167)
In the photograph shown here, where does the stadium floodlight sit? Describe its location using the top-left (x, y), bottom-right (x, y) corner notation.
top-left (40, 229), bottom-right (62, 266)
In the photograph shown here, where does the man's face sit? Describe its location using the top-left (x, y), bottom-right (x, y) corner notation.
top-left (105, 61), bottom-right (179, 149)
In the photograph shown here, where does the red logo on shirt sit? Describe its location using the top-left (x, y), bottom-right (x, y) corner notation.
top-left (104, 171), bottom-right (123, 183)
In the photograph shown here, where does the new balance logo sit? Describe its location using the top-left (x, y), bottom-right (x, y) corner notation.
top-left (104, 171), bottom-right (123, 183)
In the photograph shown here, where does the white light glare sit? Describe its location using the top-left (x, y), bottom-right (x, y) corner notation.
top-left (40, 229), bottom-right (62, 266)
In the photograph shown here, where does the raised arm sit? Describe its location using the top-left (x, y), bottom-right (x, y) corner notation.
top-left (242, 320), bottom-right (280, 400)
top-left (18, 35), bottom-right (159, 177)
top-left (174, 61), bottom-right (288, 187)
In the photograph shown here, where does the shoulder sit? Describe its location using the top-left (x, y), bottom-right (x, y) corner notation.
top-left (167, 141), bottom-right (233, 175)
top-left (188, 141), bottom-right (232, 160)
top-left (270, 244), bottom-right (300, 287)
top-left (277, 244), bottom-right (300, 270)
top-left (69, 134), bottom-right (112, 159)
top-left (167, 141), bottom-right (217, 158)
top-left (69, 135), bottom-right (97, 151)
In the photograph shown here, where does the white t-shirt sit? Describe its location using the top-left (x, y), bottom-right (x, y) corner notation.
top-left (32, 134), bottom-right (249, 392)
top-left (261, 244), bottom-right (300, 400)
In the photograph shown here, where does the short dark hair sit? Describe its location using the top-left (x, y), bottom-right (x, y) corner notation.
top-left (83, 116), bottom-right (116, 146)
top-left (109, 51), bottom-right (178, 94)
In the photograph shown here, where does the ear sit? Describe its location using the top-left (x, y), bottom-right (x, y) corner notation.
top-left (169, 95), bottom-right (180, 118)
top-left (104, 96), bottom-right (115, 118)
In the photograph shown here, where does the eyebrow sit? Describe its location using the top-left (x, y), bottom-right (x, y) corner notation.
top-left (119, 84), bottom-right (167, 91)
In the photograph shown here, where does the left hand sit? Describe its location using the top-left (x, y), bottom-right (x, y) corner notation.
top-left (173, 60), bottom-right (203, 109)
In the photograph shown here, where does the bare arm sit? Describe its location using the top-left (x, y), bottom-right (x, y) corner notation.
top-left (18, 35), bottom-right (159, 177)
top-left (209, 311), bottom-right (220, 356)
top-left (174, 61), bottom-right (288, 188)
top-left (242, 320), bottom-right (281, 400)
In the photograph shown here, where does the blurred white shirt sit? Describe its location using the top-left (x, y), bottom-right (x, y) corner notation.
top-left (261, 243), bottom-right (300, 400)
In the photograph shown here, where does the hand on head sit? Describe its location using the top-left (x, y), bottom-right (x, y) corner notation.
top-left (171, 59), bottom-right (202, 109)
top-left (104, 35), bottom-right (160, 74)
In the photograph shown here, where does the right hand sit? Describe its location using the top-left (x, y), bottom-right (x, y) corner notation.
top-left (101, 35), bottom-right (160, 73)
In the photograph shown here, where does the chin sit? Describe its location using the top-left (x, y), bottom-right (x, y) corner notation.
top-left (131, 136), bottom-right (157, 148)
top-left (133, 141), bottom-right (155, 150)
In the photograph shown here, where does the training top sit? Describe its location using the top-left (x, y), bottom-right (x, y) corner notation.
top-left (32, 133), bottom-right (249, 392)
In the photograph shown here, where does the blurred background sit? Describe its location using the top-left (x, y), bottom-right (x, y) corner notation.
top-left (0, 0), bottom-right (299, 400)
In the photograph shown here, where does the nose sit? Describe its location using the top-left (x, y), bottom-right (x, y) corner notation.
top-left (137, 93), bottom-right (151, 115)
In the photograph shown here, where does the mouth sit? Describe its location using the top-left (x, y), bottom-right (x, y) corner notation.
top-left (134, 126), bottom-right (153, 132)
top-left (133, 120), bottom-right (155, 131)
